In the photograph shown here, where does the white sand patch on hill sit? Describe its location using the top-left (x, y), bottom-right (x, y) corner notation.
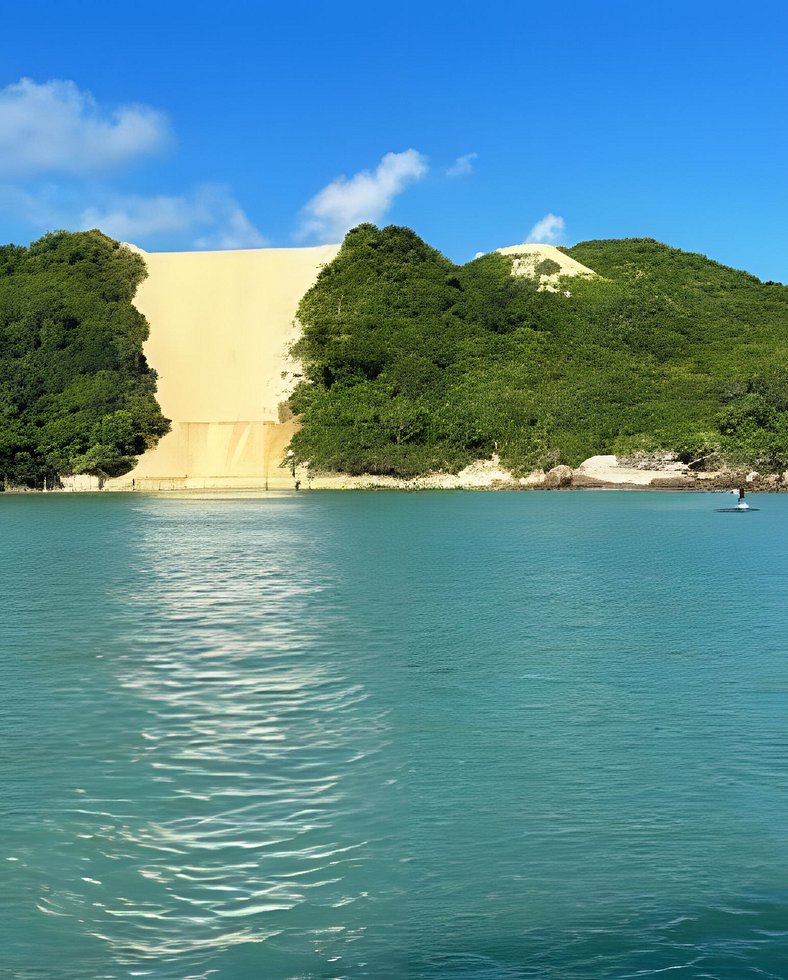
top-left (496, 243), bottom-right (596, 291)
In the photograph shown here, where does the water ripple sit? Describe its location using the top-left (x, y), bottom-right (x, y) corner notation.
top-left (4, 492), bottom-right (788, 978)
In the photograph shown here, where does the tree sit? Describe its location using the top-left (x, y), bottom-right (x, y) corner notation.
top-left (0, 230), bottom-right (170, 487)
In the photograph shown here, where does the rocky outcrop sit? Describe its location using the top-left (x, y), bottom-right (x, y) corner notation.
top-left (649, 475), bottom-right (696, 489)
top-left (694, 470), bottom-right (785, 492)
top-left (544, 465), bottom-right (573, 488)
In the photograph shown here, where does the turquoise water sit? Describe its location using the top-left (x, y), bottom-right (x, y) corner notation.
top-left (2, 491), bottom-right (788, 979)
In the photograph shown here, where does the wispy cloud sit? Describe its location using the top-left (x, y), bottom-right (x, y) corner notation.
top-left (0, 78), bottom-right (266, 250)
top-left (79, 195), bottom-right (196, 240)
top-left (297, 149), bottom-right (428, 243)
top-left (79, 186), bottom-right (266, 249)
top-left (446, 152), bottom-right (478, 178)
top-left (525, 213), bottom-right (565, 245)
top-left (1, 180), bottom-right (266, 251)
top-left (192, 202), bottom-right (267, 250)
top-left (0, 78), bottom-right (170, 176)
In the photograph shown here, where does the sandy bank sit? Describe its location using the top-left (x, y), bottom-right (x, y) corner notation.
top-left (288, 455), bottom-right (787, 492)
top-left (105, 243), bottom-right (339, 491)
top-left (573, 454), bottom-right (688, 486)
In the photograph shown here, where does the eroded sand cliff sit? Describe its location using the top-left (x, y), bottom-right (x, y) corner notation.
top-left (108, 244), bottom-right (339, 490)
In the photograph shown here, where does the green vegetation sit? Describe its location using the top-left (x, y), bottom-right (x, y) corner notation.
top-left (0, 230), bottom-right (169, 488)
top-left (535, 257), bottom-right (562, 277)
top-left (290, 225), bottom-right (788, 476)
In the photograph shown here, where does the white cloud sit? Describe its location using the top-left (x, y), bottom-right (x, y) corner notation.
top-left (446, 152), bottom-right (478, 178)
top-left (297, 149), bottom-right (428, 243)
top-left (79, 186), bottom-right (266, 249)
top-left (525, 213), bottom-right (565, 245)
top-left (193, 205), bottom-right (267, 250)
top-left (79, 195), bottom-right (196, 240)
top-left (0, 79), bottom-right (263, 251)
top-left (0, 78), bottom-right (170, 176)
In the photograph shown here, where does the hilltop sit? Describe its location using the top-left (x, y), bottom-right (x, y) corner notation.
top-left (290, 225), bottom-right (788, 478)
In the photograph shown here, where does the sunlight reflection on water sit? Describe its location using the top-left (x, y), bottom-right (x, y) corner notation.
top-left (3, 491), bottom-right (788, 979)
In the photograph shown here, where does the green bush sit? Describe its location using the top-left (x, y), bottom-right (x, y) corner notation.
top-left (0, 230), bottom-right (170, 487)
top-left (535, 258), bottom-right (562, 277)
top-left (290, 227), bottom-right (788, 476)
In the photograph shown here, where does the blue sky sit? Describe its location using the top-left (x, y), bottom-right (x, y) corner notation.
top-left (1, 0), bottom-right (786, 280)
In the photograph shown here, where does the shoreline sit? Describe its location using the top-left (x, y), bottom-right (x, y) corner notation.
top-left (7, 455), bottom-right (785, 496)
top-left (4, 482), bottom-right (782, 497)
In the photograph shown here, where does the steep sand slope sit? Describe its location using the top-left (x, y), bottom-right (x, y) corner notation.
top-left (109, 244), bottom-right (339, 489)
top-left (496, 243), bottom-right (595, 291)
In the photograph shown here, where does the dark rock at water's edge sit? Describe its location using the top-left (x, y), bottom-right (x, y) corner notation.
top-left (649, 475), bottom-right (697, 489)
top-left (544, 465), bottom-right (574, 488)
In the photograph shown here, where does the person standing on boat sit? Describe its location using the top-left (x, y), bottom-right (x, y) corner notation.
top-left (730, 488), bottom-right (749, 510)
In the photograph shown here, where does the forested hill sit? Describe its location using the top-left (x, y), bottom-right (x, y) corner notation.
top-left (0, 231), bottom-right (170, 488)
top-left (290, 225), bottom-right (788, 477)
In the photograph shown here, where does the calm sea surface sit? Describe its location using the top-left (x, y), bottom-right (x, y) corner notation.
top-left (2, 491), bottom-right (788, 979)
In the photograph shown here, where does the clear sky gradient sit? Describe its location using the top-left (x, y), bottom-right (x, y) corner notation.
top-left (1, 0), bottom-right (786, 280)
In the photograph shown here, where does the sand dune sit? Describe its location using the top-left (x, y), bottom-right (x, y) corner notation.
top-left (108, 244), bottom-right (339, 490)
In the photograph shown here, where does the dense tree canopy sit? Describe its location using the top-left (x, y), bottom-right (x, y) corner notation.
top-left (0, 230), bottom-right (169, 487)
top-left (290, 225), bottom-right (788, 476)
